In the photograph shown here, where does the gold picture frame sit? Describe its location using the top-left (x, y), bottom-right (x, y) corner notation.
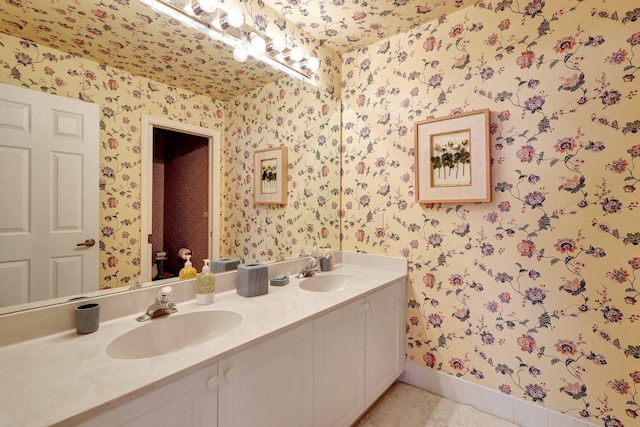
top-left (254, 146), bottom-right (288, 205)
top-left (415, 109), bottom-right (491, 204)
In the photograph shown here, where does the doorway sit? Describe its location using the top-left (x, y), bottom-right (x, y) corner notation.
top-left (141, 115), bottom-right (221, 283)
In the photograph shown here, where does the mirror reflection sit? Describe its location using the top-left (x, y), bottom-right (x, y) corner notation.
top-left (0, 0), bottom-right (341, 314)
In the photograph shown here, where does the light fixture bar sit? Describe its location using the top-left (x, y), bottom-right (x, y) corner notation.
top-left (140, 0), bottom-right (314, 84)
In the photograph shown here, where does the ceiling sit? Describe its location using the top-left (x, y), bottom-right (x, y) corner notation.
top-left (261, 0), bottom-right (470, 53)
top-left (0, 0), bottom-right (471, 101)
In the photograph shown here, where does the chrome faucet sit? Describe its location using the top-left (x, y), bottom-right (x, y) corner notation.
top-left (296, 257), bottom-right (318, 278)
top-left (136, 286), bottom-right (177, 322)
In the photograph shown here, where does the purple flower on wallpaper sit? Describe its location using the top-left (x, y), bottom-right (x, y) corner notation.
top-left (480, 243), bottom-right (495, 256)
top-left (428, 313), bottom-right (443, 327)
top-left (524, 287), bottom-right (546, 304)
top-left (554, 137), bottom-right (577, 152)
top-left (529, 366), bottom-right (542, 377)
top-left (480, 67), bottom-right (495, 80)
top-left (428, 73), bottom-right (443, 87)
top-left (481, 332), bottom-right (495, 345)
top-left (499, 292), bottom-right (511, 303)
top-left (499, 384), bottom-right (512, 395)
top-left (524, 191), bottom-right (546, 207)
top-left (429, 233), bottom-right (443, 247)
top-left (525, 383), bottom-right (547, 402)
top-left (524, 94), bottom-right (545, 112)
top-left (485, 300), bottom-right (499, 313)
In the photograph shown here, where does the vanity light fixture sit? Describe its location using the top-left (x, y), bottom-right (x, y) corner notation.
top-left (191, 0), bottom-right (219, 15)
top-left (139, 0), bottom-right (318, 82)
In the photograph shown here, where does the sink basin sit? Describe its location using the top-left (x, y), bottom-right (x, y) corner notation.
top-left (106, 310), bottom-right (242, 360)
top-left (298, 274), bottom-right (369, 292)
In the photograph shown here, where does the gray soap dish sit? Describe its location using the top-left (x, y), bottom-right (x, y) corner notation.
top-left (270, 275), bottom-right (289, 286)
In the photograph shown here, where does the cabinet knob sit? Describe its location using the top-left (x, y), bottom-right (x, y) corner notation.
top-left (363, 301), bottom-right (370, 311)
top-left (207, 376), bottom-right (220, 391)
top-left (225, 368), bottom-right (237, 382)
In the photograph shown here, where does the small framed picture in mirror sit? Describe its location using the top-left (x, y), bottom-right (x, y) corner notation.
top-left (254, 146), bottom-right (288, 205)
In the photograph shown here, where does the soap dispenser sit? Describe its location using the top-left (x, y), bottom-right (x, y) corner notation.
top-left (196, 259), bottom-right (215, 305)
top-left (179, 253), bottom-right (197, 280)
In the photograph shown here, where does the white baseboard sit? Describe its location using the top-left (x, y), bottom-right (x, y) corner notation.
top-left (400, 362), bottom-right (601, 427)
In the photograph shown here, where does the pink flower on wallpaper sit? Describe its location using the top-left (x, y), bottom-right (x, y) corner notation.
top-left (423, 352), bottom-right (436, 368)
top-left (607, 268), bottom-right (629, 283)
top-left (607, 49), bottom-right (628, 65)
top-left (423, 36), bottom-right (437, 52)
top-left (608, 378), bottom-right (631, 395)
top-left (449, 358), bottom-right (465, 371)
top-left (554, 238), bottom-right (577, 253)
top-left (518, 334), bottom-right (537, 353)
top-left (517, 240), bottom-right (536, 257)
top-left (448, 274), bottom-right (464, 287)
top-left (607, 158), bottom-right (629, 173)
top-left (554, 36), bottom-right (576, 53)
top-left (517, 51), bottom-right (536, 69)
top-left (423, 273), bottom-right (436, 288)
top-left (352, 11), bottom-right (366, 21)
top-left (516, 145), bottom-right (536, 163)
top-left (555, 339), bottom-right (578, 355)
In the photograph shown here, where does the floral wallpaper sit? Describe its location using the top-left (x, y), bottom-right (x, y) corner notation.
top-left (263, 0), bottom-right (473, 53)
top-left (0, 32), bottom-right (226, 290)
top-left (221, 77), bottom-right (341, 261)
top-left (341, 1), bottom-right (640, 425)
top-left (0, 31), bottom-right (340, 295)
top-left (0, 0), bottom-right (341, 100)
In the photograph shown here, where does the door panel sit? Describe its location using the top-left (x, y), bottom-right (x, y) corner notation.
top-left (0, 83), bottom-right (99, 307)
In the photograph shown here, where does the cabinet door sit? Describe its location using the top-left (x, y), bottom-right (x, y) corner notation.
top-left (365, 279), bottom-right (406, 405)
top-left (313, 298), bottom-right (367, 427)
top-left (218, 322), bottom-right (313, 427)
top-left (79, 362), bottom-right (218, 427)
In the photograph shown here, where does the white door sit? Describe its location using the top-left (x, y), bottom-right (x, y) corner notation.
top-left (0, 83), bottom-right (99, 307)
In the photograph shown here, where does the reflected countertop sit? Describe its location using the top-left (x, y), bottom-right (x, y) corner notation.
top-left (0, 252), bottom-right (406, 427)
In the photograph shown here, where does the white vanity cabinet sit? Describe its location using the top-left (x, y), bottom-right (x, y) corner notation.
top-left (312, 279), bottom-right (406, 427)
top-left (75, 278), bottom-right (403, 427)
top-left (217, 322), bottom-right (314, 427)
top-left (79, 362), bottom-right (219, 427)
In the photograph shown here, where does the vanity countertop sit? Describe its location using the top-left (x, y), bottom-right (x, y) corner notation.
top-left (0, 254), bottom-right (406, 427)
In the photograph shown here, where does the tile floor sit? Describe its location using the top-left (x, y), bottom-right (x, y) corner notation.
top-left (355, 382), bottom-right (518, 427)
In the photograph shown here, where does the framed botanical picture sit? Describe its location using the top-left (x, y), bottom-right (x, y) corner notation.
top-left (415, 109), bottom-right (491, 203)
top-left (253, 146), bottom-right (288, 205)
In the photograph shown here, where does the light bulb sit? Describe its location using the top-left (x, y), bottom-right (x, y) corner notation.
top-left (197, 0), bottom-right (219, 13)
top-left (289, 46), bottom-right (304, 62)
top-left (226, 8), bottom-right (244, 28)
top-left (250, 33), bottom-right (266, 54)
top-left (233, 46), bottom-right (248, 63)
top-left (306, 56), bottom-right (320, 71)
top-left (270, 35), bottom-right (287, 53)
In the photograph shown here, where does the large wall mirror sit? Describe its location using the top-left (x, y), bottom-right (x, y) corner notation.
top-left (0, 0), bottom-right (341, 314)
